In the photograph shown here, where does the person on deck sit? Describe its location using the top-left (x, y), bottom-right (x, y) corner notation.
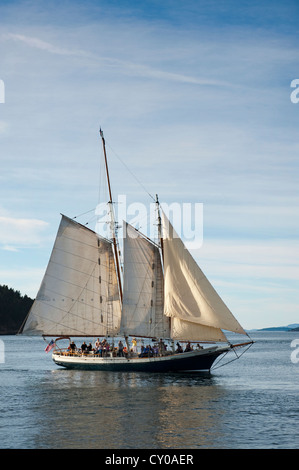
top-left (158, 339), bottom-right (165, 356)
top-left (118, 341), bottom-right (124, 357)
top-left (69, 340), bottom-right (76, 353)
top-left (104, 341), bottom-right (110, 357)
top-left (132, 338), bottom-right (137, 355)
top-left (98, 342), bottom-right (104, 357)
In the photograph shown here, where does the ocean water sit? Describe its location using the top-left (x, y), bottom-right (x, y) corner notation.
top-left (0, 331), bottom-right (298, 449)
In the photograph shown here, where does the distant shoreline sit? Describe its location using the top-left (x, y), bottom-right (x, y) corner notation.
top-left (248, 324), bottom-right (299, 332)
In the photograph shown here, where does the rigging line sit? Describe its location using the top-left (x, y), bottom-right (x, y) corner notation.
top-left (105, 140), bottom-right (156, 202)
top-left (211, 342), bottom-right (253, 371)
top-left (83, 213), bottom-right (98, 228)
top-left (73, 208), bottom-right (96, 219)
top-left (210, 352), bottom-right (238, 371)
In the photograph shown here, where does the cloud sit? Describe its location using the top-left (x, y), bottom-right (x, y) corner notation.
top-left (194, 238), bottom-right (299, 281)
top-left (2, 32), bottom-right (232, 87)
top-left (2, 245), bottom-right (19, 252)
top-left (0, 216), bottom-right (49, 248)
top-left (190, 238), bottom-right (299, 329)
top-left (2, 32), bottom-right (86, 56)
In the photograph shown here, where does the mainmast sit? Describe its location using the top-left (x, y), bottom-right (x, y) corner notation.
top-left (155, 194), bottom-right (164, 261)
top-left (100, 129), bottom-right (123, 302)
top-left (156, 194), bottom-right (171, 337)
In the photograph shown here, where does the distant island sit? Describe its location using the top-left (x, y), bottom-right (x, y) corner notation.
top-left (257, 324), bottom-right (299, 332)
top-left (0, 285), bottom-right (33, 335)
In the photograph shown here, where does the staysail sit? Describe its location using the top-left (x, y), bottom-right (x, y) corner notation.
top-left (20, 215), bottom-right (121, 336)
top-left (162, 212), bottom-right (247, 342)
top-left (120, 222), bottom-right (170, 338)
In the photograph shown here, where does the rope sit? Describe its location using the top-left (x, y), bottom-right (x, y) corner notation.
top-left (211, 342), bottom-right (253, 371)
top-left (73, 134), bottom-right (156, 227)
top-left (73, 208), bottom-right (96, 220)
top-left (105, 140), bottom-right (156, 202)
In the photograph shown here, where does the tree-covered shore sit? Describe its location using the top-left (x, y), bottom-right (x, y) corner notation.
top-left (0, 285), bottom-right (33, 334)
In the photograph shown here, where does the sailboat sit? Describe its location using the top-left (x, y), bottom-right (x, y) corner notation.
top-left (19, 130), bottom-right (253, 372)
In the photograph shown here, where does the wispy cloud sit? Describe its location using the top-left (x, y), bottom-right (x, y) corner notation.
top-left (194, 238), bottom-right (299, 283)
top-left (0, 216), bottom-right (49, 248)
top-left (192, 238), bottom-right (299, 329)
top-left (2, 32), bottom-right (85, 56)
top-left (2, 32), bottom-right (231, 87)
top-left (2, 245), bottom-right (19, 252)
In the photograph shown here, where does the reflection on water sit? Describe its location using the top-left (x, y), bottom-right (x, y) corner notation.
top-left (29, 370), bottom-right (227, 449)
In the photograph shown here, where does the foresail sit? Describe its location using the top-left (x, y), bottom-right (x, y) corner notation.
top-left (21, 215), bottom-right (121, 336)
top-left (120, 223), bottom-right (170, 338)
top-left (171, 318), bottom-right (227, 342)
top-left (162, 212), bottom-right (246, 337)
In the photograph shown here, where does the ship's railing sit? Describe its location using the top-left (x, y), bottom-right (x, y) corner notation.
top-left (53, 348), bottom-right (123, 358)
top-left (52, 348), bottom-right (207, 359)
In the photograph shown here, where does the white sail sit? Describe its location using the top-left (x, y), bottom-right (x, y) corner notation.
top-left (21, 215), bottom-right (121, 336)
top-left (171, 318), bottom-right (227, 342)
top-left (120, 223), bottom-right (170, 338)
top-left (162, 212), bottom-right (246, 339)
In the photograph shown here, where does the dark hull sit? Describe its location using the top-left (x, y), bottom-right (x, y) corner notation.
top-left (52, 346), bottom-right (230, 372)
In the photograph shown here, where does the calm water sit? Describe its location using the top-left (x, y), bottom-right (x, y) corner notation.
top-left (0, 331), bottom-right (298, 449)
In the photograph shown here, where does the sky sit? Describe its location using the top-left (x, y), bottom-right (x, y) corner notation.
top-left (0, 0), bottom-right (298, 329)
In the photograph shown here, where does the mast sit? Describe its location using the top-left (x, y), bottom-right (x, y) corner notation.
top-left (155, 194), bottom-right (164, 261)
top-left (100, 128), bottom-right (123, 302)
top-left (155, 194), bottom-right (171, 337)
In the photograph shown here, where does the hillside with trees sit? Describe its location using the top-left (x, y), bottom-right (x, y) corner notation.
top-left (0, 285), bottom-right (33, 334)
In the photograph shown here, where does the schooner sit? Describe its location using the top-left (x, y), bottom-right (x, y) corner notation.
top-left (20, 130), bottom-right (253, 371)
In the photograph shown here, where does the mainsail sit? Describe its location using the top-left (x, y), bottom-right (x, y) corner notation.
top-left (20, 215), bottom-right (121, 336)
top-left (120, 222), bottom-right (170, 338)
top-left (162, 212), bottom-right (247, 342)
